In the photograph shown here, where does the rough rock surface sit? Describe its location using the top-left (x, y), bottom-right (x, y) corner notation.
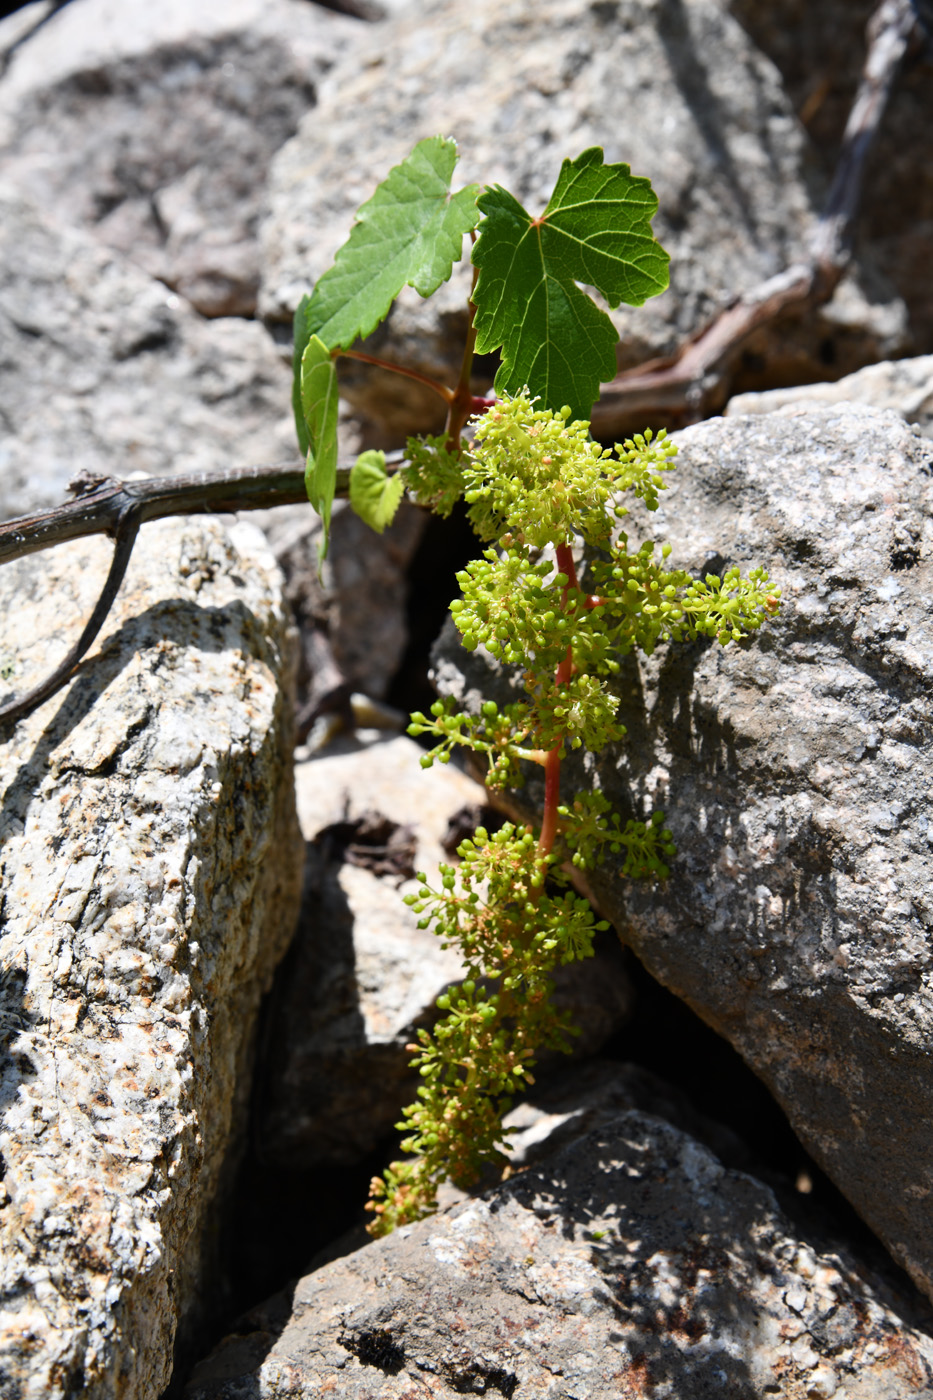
top-left (726, 353), bottom-right (933, 437)
top-left (261, 0), bottom-right (905, 438)
top-left (494, 1058), bottom-right (750, 1177)
top-left (0, 517), bottom-right (303, 1398)
top-left (256, 734), bottom-right (633, 1168)
top-left (185, 1107), bottom-right (933, 1399)
top-left (0, 178), bottom-right (423, 704)
top-left (432, 403), bottom-right (933, 1302)
top-left (0, 183), bottom-right (295, 519)
top-left (0, 0), bottom-right (359, 316)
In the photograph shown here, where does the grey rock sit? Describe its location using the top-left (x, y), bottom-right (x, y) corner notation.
top-left (258, 733), bottom-right (473, 1168)
top-left (0, 184), bottom-right (421, 711)
top-left (257, 735), bottom-right (633, 1168)
top-left (185, 1105), bottom-right (933, 1399)
top-left (726, 353), bottom-right (933, 437)
top-left (260, 0), bottom-right (906, 439)
top-left (0, 517), bottom-right (303, 1397)
top-left (496, 1058), bottom-right (751, 1179)
top-left (0, 0), bottom-right (360, 317)
top-left (304, 1058), bottom-right (758, 1267)
top-left (431, 403), bottom-right (933, 1303)
top-left (0, 2), bottom-right (58, 59)
top-left (0, 183), bottom-right (295, 519)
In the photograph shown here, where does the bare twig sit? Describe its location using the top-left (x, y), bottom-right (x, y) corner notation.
top-left (810, 0), bottom-right (920, 271)
top-left (0, 453), bottom-right (411, 725)
top-left (0, 463), bottom-right (305, 567)
top-left (592, 0), bottom-right (920, 437)
top-left (2, 517), bottom-right (141, 726)
top-left (0, 464), bottom-right (309, 726)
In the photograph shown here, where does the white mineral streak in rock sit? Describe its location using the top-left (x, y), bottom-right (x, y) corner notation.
top-left (186, 1110), bottom-right (933, 1398)
top-left (0, 518), bottom-right (302, 1398)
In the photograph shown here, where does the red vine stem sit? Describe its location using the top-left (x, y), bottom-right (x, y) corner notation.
top-left (444, 260), bottom-right (481, 453)
top-left (537, 542), bottom-right (578, 858)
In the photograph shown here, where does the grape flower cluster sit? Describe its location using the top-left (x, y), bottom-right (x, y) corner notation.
top-left (367, 393), bottom-right (779, 1234)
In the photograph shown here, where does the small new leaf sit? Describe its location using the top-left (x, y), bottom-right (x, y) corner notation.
top-left (301, 334), bottom-right (340, 566)
top-left (472, 147), bottom-right (669, 420)
top-left (349, 450), bottom-right (405, 534)
top-left (303, 135), bottom-right (481, 351)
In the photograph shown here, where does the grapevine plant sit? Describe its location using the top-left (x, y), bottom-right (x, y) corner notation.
top-left (292, 137), bottom-right (780, 1234)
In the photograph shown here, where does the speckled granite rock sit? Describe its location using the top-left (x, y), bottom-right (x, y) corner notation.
top-left (0, 0), bottom-right (359, 317)
top-left (0, 516), bottom-right (302, 1398)
top-left (255, 735), bottom-right (633, 1168)
top-left (261, 0), bottom-right (906, 439)
top-left (727, 353), bottom-right (933, 436)
top-left (431, 402), bottom-right (933, 1303)
top-left (185, 1107), bottom-right (933, 1398)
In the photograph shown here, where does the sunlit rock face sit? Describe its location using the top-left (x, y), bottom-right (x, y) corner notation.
top-left (0, 516), bottom-right (302, 1398)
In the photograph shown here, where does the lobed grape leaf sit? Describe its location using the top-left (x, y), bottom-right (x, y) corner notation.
top-left (472, 147), bottom-right (669, 421)
top-left (302, 135), bottom-right (481, 352)
top-left (349, 450), bottom-right (405, 534)
top-left (301, 334), bottom-right (340, 567)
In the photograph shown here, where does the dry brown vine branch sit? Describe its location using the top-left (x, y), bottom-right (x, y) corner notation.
top-left (592, 0), bottom-right (923, 436)
top-left (0, 464), bottom-right (306, 725)
top-left (0, 0), bottom-right (923, 727)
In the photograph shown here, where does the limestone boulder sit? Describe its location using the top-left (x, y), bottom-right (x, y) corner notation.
top-left (185, 1100), bottom-right (933, 1398)
top-left (260, 0), bottom-right (906, 439)
top-left (0, 0), bottom-right (360, 317)
top-left (431, 403), bottom-right (933, 1302)
top-left (0, 516), bottom-right (303, 1398)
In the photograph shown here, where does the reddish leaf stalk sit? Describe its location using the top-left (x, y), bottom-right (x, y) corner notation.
top-left (444, 262), bottom-right (482, 454)
top-left (339, 348), bottom-right (454, 403)
top-left (537, 541), bottom-right (578, 859)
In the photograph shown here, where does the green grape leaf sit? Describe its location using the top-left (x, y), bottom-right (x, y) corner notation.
top-left (292, 293), bottom-right (315, 455)
top-left (472, 147), bottom-right (669, 421)
top-left (303, 135), bottom-right (481, 351)
top-left (349, 450), bottom-right (405, 534)
top-left (301, 334), bottom-right (340, 567)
